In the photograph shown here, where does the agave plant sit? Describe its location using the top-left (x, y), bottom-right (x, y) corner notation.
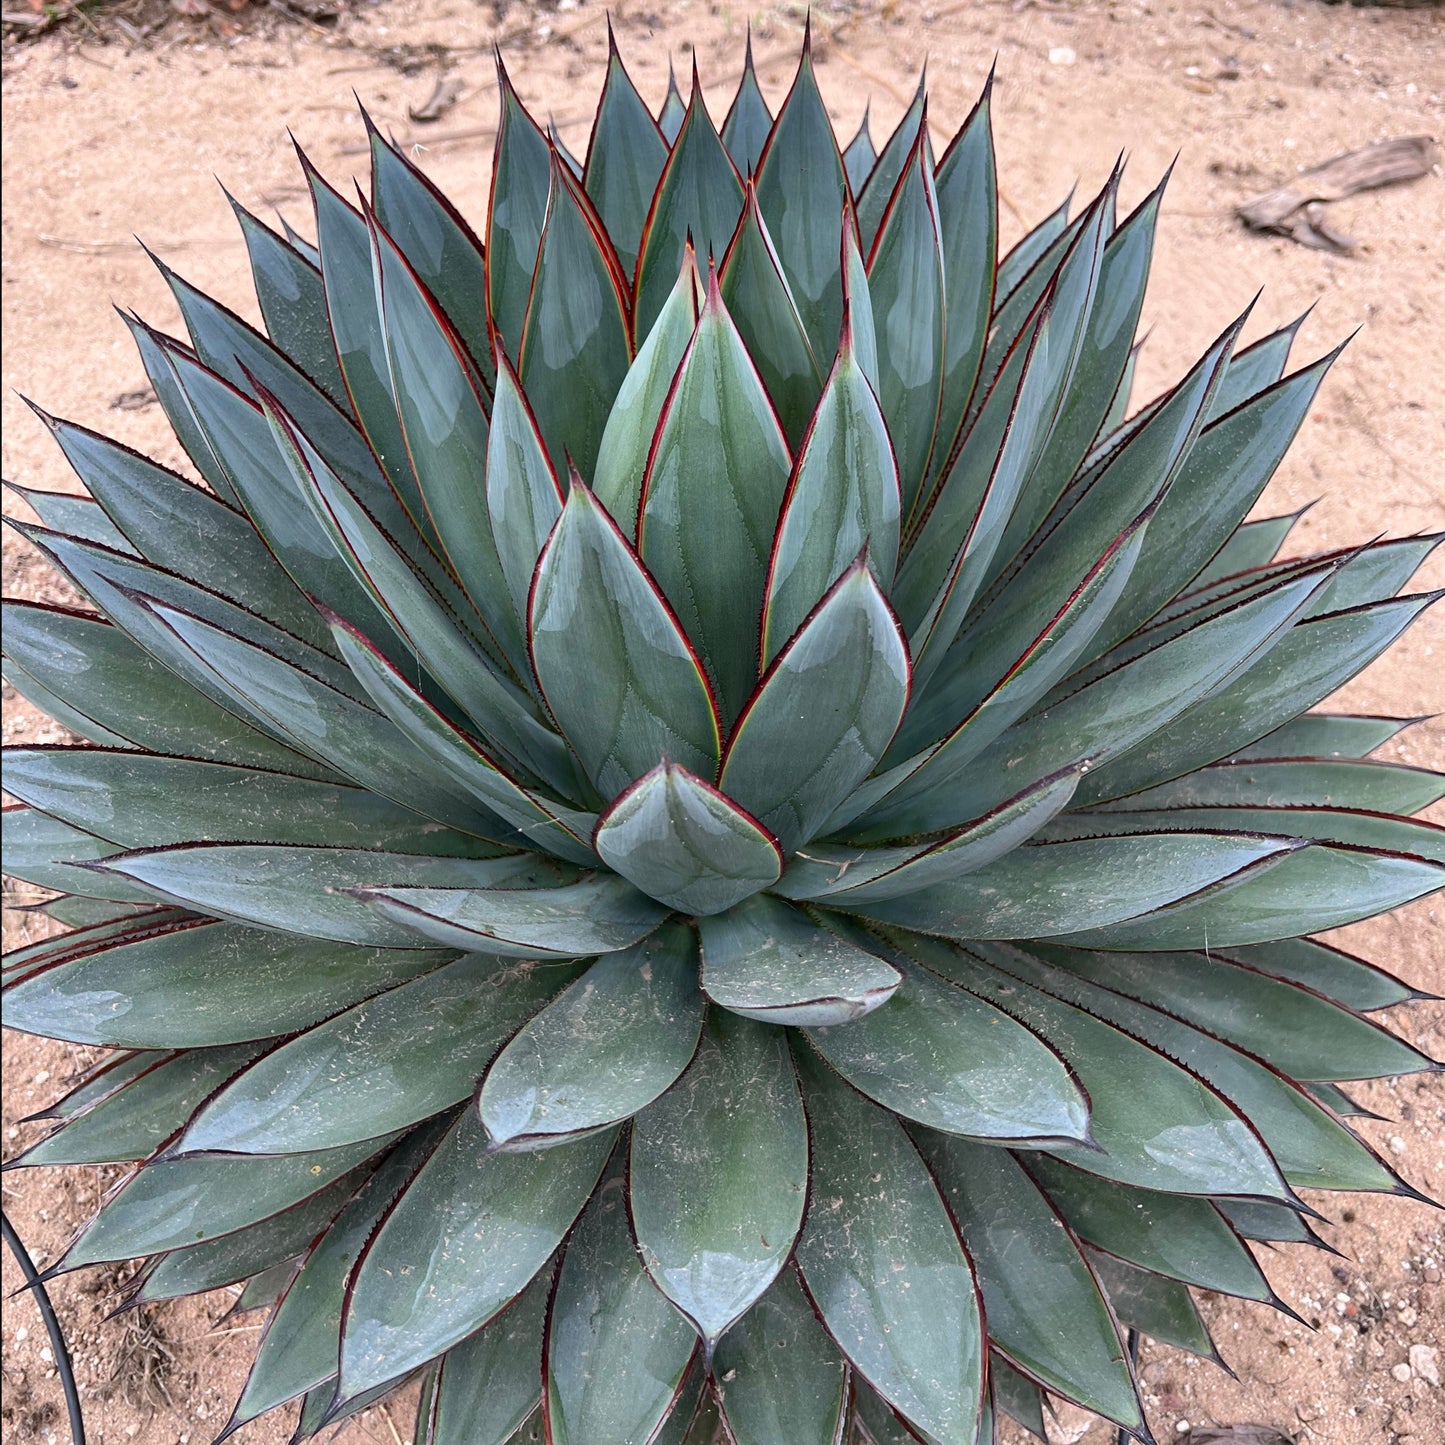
top-left (3, 23), bottom-right (1441, 1445)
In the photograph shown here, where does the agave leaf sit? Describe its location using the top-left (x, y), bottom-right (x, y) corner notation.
top-left (994, 191), bottom-right (1072, 306)
top-left (721, 29), bottom-right (773, 176)
top-left (712, 1266), bottom-right (848, 1445)
top-left (531, 483), bottom-right (721, 799)
top-left (3, 805), bottom-right (154, 903)
top-left (653, 1360), bottom-right (710, 1445)
top-left (486, 60), bottom-right (552, 358)
top-left (36, 408), bottom-right (333, 653)
top-left (753, 37), bottom-right (849, 362)
top-left (852, 831), bottom-right (1294, 942)
top-left (371, 217), bottom-right (531, 679)
top-left (918, 1133), bottom-right (1141, 1432)
top-left (160, 345), bottom-right (406, 655)
top-left (327, 612), bottom-right (598, 865)
top-left (13, 1044), bottom-right (263, 1167)
top-left (593, 762), bottom-right (782, 915)
top-left (519, 155), bottom-right (634, 478)
top-left (585, 25), bottom-right (670, 276)
top-left (1025, 1155), bottom-right (1273, 1302)
top-left (119, 312), bottom-right (241, 505)
top-left (1, 913), bottom-right (453, 1049)
top-left (62, 1132), bottom-right (397, 1269)
top-left (849, 1378), bottom-right (928, 1445)
top-left (138, 1166), bottom-right (363, 1301)
top-left (900, 936), bottom-right (1291, 1200)
top-left (479, 923), bottom-right (702, 1150)
top-left (783, 766), bottom-right (1082, 905)
top-left (630, 1009), bottom-right (809, 1346)
top-left (1099, 334), bottom-right (1144, 443)
top-left (1075, 592), bottom-right (1441, 804)
top-left (633, 80), bottom-right (745, 345)
top-left (1083, 353), bottom-right (1337, 658)
top-left (38, 897), bottom-right (163, 929)
top-left (990, 1356), bottom-right (1047, 1440)
top-left (1217, 1198), bottom-right (1314, 1245)
top-left (658, 61), bottom-right (687, 143)
top-left (1, 601), bottom-right (332, 779)
top-left (697, 894), bottom-right (899, 1026)
top-left (302, 157), bottom-right (431, 537)
top-left (1093, 755), bottom-right (1444, 815)
top-left (4, 480), bottom-right (133, 555)
top-left (234, 1259), bottom-right (300, 1318)
top-left (854, 76), bottom-right (926, 251)
top-left (842, 107), bottom-right (876, 196)
top-left (1087, 1251), bottom-right (1217, 1361)
top-left (1218, 936), bottom-right (1416, 1014)
top-left (1054, 839), bottom-right (1443, 951)
top-left (180, 953), bottom-right (585, 1156)
top-left (931, 82), bottom-right (997, 468)
top-left (101, 843), bottom-right (537, 947)
top-left (842, 196), bottom-right (880, 393)
top-left (230, 194), bottom-right (348, 403)
top-left (545, 1157), bottom-right (700, 1445)
top-left (230, 1126), bottom-right (449, 1428)
top-left (15, 1044), bottom-right (158, 1117)
top-left (803, 937), bottom-right (1090, 1145)
top-left (720, 182), bottom-right (824, 447)
top-left (720, 561), bottom-right (910, 854)
top-left (126, 595), bottom-right (514, 840)
top-left (0, 748), bottom-right (487, 857)
top-left (1305, 532), bottom-right (1441, 616)
top-left (368, 113), bottom-right (494, 387)
top-left (867, 121), bottom-right (945, 520)
top-left (358, 872), bottom-right (668, 958)
top-left (988, 945), bottom-right (1405, 1195)
top-left (1207, 311), bottom-right (1307, 421)
top-left (637, 275), bottom-right (792, 723)
top-left (1193, 509), bottom-right (1306, 589)
top-left (761, 316), bottom-right (900, 664)
top-left (793, 1046), bottom-right (985, 1445)
top-left (341, 1111), bottom-right (613, 1398)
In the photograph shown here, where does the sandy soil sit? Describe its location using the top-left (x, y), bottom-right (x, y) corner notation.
top-left (2, 1), bottom-right (1443, 1442)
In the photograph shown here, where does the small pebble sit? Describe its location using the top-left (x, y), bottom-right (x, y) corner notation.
top-left (1389, 1135), bottom-right (1407, 1155)
top-left (1399, 1305), bottom-right (1418, 1326)
top-left (39, 1346), bottom-right (52, 1363)
top-left (1409, 1344), bottom-right (1440, 1387)
top-left (1393, 1363), bottom-right (1414, 1383)
top-left (1175, 1422), bottom-right (1190, 1436)
top-left (1049, 46), bottom-right (1077, 66)
top-left (1425, 1266), bottom-right (1440, 1284)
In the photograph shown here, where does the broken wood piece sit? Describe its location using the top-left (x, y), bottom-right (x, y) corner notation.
top-left (1235, 134), bottom-right (1438, 252)
top-left (409, 74), bottom-right (465, 125)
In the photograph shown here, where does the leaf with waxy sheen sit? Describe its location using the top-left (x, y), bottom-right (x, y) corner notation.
top-left (371, 218), bottom-right (529, 679)
top-left (1219, 935), bottom-right (1415, 1014)
top-left (424, 1265), bottom-right (552, 1445)
top-left (712, 1266), bottom-right (848, 1445)
top-left (852, 831), bottom-right (1294, 941)
top-left (63, 1133), bottom-right (395, 1269)
top-left (697, 894), bottom-right (899, 1026)
top-left (803, 940), bottom-right (1089, 1145)
top-left (632, 84), bottom-right (745, 344)
top-left (721, 561), bottom-right (909, 853)
top-left (1032, 943), bottom-right (1434, 1082)
top-left (1087, 1251), bottom-right (1217, 1361)
top-left (480, 924), bottom-right (702, 1149)
top-left (592, 248), bottom-right (700, 533)
top-left (918, 1133), bottom-right (1140, 1431)
top-left (486, 61), bottom-right (552, 357)
top-left (2, 806), bottom-right (148, 903)
top-left (630, 1009), bottom-right (808, 1345)
top-left (583, 30), bottom-right (668, 276)
top-left (721, 32), bottom-right (773, 175)
top-left (658, 63), bottom-right (686, 143)
top-left (341, 1111), bottom-right (613, 1397)
top-left (901, 937), bottom-right (1290, 1200)
top-left (4, 479), bottom-right (131, 554)
top-left (792, 1048), bottom-right (985, 1445)
top-left (638, 277), bottom-right (792, 723)
top-left (593, 762), bottom-right (782, 915)
top-left (180, 953), bottom-right (584, 1156)
top-left (100, 844), bottom-right (542, 947)
top-left (762, 321), bottom-right (900, 663)
top-left (1194, 509), bottom-right (1304, 589)
top-left (531, 483), bottom-right (720, 798)
top-left (720, 183), bottom-right (823, 446)
top-left (14, 1044), bottom-right (263, 1168)
top-left (230, 1125), bottom-right (449, 1428)
top-left (357, 871), bottom-right (668, 958)
top-left (753, 41), bottom-right (848, 362)
top-left (855, 78), bottom-right (925, 251)
top-left (842, 109), bottom-right (876, 195)
top-left (867, 123), bottom-right (944, 519)
top-left (368, 115), bottom-right (494, 387)
top-left (545, 1162), bottom-right (699, 1445)
top-left (1024, 1155), bottom-right (1272, 1302)
top-left (519, 156), bottom-right (633, 478)
top-left (1, 915), bottom-right (454, 1049)
top-left (991, 1356), bottom-right (1048, 1439)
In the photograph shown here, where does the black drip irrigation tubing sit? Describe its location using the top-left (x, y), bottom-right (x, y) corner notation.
top-left (1117, 1326), bottom-right (1142, 1445)
top-left (2, 1208), bottom-right (87, 1444)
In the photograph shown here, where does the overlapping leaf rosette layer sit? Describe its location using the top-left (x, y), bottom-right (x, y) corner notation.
top-left (4, 28), bottom-right (1442, 1445)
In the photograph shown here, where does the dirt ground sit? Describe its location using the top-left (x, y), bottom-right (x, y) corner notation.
top-left (2, 0), bottom-right (1442, 1442)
